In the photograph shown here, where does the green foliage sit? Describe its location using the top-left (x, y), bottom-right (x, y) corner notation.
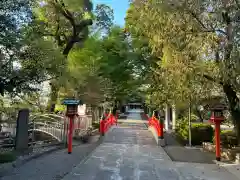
top-left (64, 26), bottom-right (138, 106)
top-left (125, 0), bottom-right (218, 108)
top-left (176, 117), bottom-right (214, 145)
top-left (0, 0), bottom-right (38, 95)
top-left (190, 114), bottom-right (198, 122)
top-left (126, 0), bottom-right (240, 142)
top-left (191, 123), bottom-right (214, 145)
top-left (212, 130), bottom-right (238, 148)
top-left (94, 4), bottom-right (114, 32)
top-left (0, 152), bottom-right (17, 163)
top-left (54, 104), bottom-right (66, 113)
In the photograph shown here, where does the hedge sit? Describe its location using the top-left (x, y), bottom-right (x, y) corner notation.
top-left (0, 151), bottom-right (17, 163)
top-left (176, 118), bottom-right (214, 145)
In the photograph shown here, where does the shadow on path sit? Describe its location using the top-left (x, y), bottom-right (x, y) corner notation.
top-left (163, 131), bottom-right (216, 164)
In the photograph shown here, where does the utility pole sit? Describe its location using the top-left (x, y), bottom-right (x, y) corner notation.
top-left (187, 72), bottom-right (192, 147)
top-left (188, 97), bottom-right (192, 147)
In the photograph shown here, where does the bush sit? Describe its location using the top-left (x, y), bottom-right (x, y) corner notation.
top-left (191, 123), bottom-right (214, 145)
top-left (176, 118), bottom-right (214, 145)
top-left (212, 130), bottom-right (238, 148)
top-left (190, 114), bottom-right (199, 122)
top-left (0, 152), bottom-right (17, 163)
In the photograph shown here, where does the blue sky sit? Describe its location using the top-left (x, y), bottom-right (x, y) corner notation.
top-left (92, 0), bottom-right (130, 26)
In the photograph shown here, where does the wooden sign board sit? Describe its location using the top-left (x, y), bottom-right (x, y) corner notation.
top-left (62, 99), bottom-right (81, 105)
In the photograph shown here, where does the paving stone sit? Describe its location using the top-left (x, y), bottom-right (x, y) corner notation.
top-left (62, 110), bottom-right (240, 180)
top-left (2, 110), bottom-right (239, 180)
top-left (0, 135), bottom-right (101, 180)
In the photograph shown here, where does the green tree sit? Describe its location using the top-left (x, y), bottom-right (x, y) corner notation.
top-left (126, 0), bottom-right (240, 142)
top-left (32, 0), bottom-right (114, 112)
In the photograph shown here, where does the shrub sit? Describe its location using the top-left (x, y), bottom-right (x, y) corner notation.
top-left (0, 151), bottom-right (17, 163)
top-left (212, 130), bottom-right (238, 148)
top-left (176, 117), bottom-right (214, 145)
top-left (190, 114), bottom-right (199, 122)
top-left (191, 123), bottom-right (214, 145)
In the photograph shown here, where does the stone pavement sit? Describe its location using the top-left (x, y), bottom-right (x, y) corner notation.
top-left (215, 161), bottom-right (240, 179)
top-left (0, 135), bottom-right (101, 180)
top-left (62, 109), bottom-right (240, 180)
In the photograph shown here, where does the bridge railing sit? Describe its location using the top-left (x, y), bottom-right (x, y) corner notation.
top-left (0, 121), bottom-right (65, 152)
top-left (0, 112), bottom-right (95, 153)
top-left (62, 115), bottom-right (93, 140)
top-left (100, 113), bottom-right (117, 136)
top-left (31, 121), bottom-right (65, 142)
top-left (148, 116), bottom-right (161, 137)
top-left (148, 115), bottom-right (165, 145)
top-left (0, 114), bottom-right (67, 152)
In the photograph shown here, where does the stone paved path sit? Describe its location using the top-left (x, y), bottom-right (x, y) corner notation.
top-left (0, 135), bottom-right (101, 180)
top-left (2, 109), bottom-right (238, 180)
top-left (62, 109), bottom-right (240, 180)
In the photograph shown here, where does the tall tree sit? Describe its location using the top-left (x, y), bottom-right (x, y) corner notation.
top-left (126, 0), bottom-right (240, 142)
top-left (0, 0), bottom-right (63, 96)
top-left (34, 0), bottom-right (114, 111)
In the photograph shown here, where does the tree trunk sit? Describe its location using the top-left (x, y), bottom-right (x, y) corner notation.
top-left (195, 107), bottom-right (204, 123)
top-left (91, 105), bottom-right (100, 123)
top-left (48, 81), bottom-right (59, 113)
top-left (223, 83), bottom-right (240, 144)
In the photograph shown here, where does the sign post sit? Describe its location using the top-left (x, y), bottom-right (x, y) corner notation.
top-left (62, 99), bottom-right (81, 154)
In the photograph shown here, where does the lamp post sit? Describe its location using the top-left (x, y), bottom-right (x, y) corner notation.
top-left (209, 104), bottom-right (226, 161)
top-left (62, 99), bottom-right (81, 154)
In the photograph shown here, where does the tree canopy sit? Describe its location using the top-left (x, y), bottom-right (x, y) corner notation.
top-left (125, 0), bottom-right (240, 141)
top-left (3, 0), bottom-right (240, 144)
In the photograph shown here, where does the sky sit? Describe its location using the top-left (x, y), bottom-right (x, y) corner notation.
top-left (92, 0), bottom-right (130, 27)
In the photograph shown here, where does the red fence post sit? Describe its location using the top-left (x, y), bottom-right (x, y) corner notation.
top-left (215, 122), bottom-right (221, 161)
top-left (68, 115), bottom-right (74, 154)
top-left (149, 110), bottom-right (165, 147)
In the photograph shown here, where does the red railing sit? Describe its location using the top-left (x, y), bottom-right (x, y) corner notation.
top-left (100, 113), bottom-right (117, 136)
top-left (148, 116), bottom-right (164, 138)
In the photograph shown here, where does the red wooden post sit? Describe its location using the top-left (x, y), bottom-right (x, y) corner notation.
top-left (157, 120), bottom-right (161, 137)
top-left (215, 122), bottom-right (221, 161)
top-left (209, 104), bottom-right (226, 161)
top-left (68, 115), bottom-right (74, 154)
top-left (159, 118), bottom-right (164, 139)
top-left (62, 99), bottom-right (80, 154)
